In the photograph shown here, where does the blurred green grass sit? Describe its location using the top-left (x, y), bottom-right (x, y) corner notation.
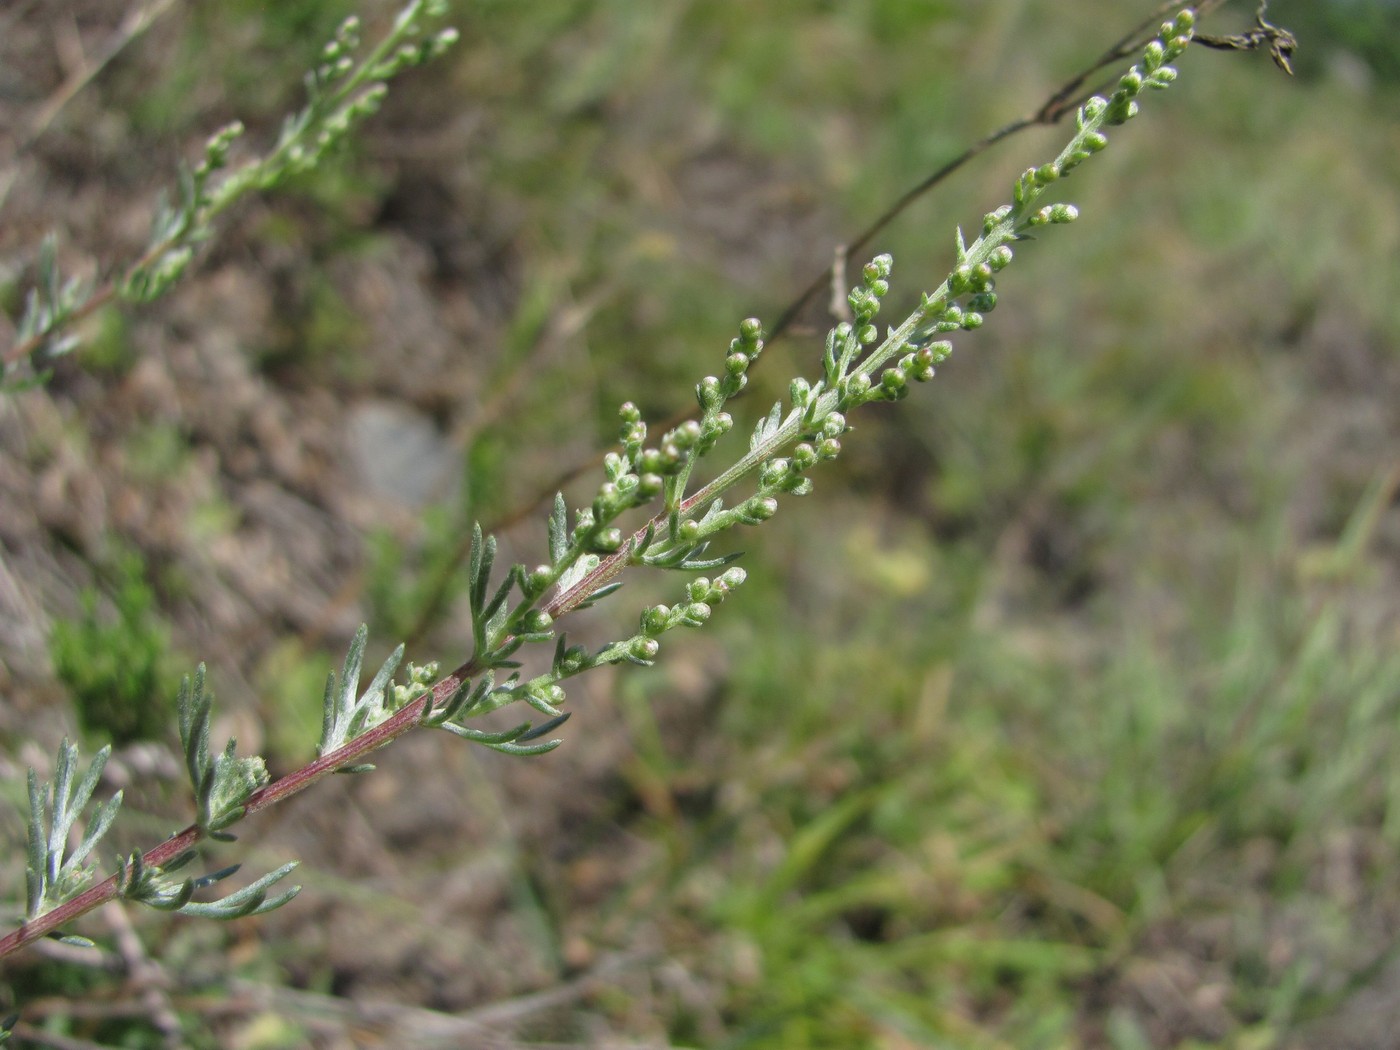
top-left (9, 0), bottom-right (1400, 1046)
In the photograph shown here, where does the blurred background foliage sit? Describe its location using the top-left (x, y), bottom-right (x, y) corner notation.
top-left (1, 0), bottom-right (1398, 1046)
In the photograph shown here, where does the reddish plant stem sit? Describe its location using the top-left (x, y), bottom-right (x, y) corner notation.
top-left (0, 526), bottom-right (639, 962)
top-left (541, 483), bottom-right (719, 622)
top-left (0, 658), bottom-right (483, 961)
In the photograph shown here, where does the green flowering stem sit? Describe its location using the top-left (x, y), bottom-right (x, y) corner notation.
top-left (544, 12), bottom-right (1193, 626)
top-left (3, 0), bottom-right (457, 374)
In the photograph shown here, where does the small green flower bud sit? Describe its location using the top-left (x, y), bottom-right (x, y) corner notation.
top-left (201, 122), bottom-right (244, 171)
top-left (433, 27), bottom-right (460, 53)
top-left (968, 291), bottom-right (997, 313)
top-left (762, 458), bottom-right (791, 486)
top-left (1147, 67), bottom-right (1177, 88)
top-left (684, 602), bottom-right (712, 625)
top-left (971, 263), bottom-right (994, 288)
top-left (790, 377), bottom-right (811, 407)
top-left (671, 420), bottom-right (702, 448)
top-left (522, 610), bottom-right (553, 633)
top-left (560, 645), bottom-right (587, 673)
top-left (864, 254), bottom-right (893, 281)
top-left (739, 317), bottom-right (763, 343)
top-left (637, 473), bottom-right (664, 499)
top-left (604, 452), bottom-right (626, 479)
top-left (983, 204), bottom-right (1013, 233)
top-left (784, 476), bottom-right (813, 496)
top-left (1035, 162), bottom-right (1060, 185)
top-left (596, 528), bottom-right (623, 551)
top-left (744, 496), bottom-right (778, 522)
top-left (1107, 99), bottom-right (1139, 125)
top-left (1172, 9), bottom-right (1194, 32)
top-left (868, 279), bottom-right (889, 299)
top-left (942, 304), bottom-right (963, 326)
top-left (987, 245), bottom-right (1014, 271)
top-left (1083, 131), bottom-right (1108, 153)
top-left (677, 518), bottom-right (702, 543)
top-left (642, 605), bottom-right (671, 635)
top-left (843, 373), bottom-right (871, 400)
top-left (631, 637), bottom-right (660, 661)
top-left (357, 84), bottom-right (388, 114)
top-left (791, 442), bottom-right (817, 471)
top-left (881, 369), bottom-right (907, 396)
top-left (1081, 96), bottom-right (1108, 121)
top-left (950, 266), bottom-right (974, 295)
top-left (961, 311), bottom-right (984, 330)
top-left (1014, 169), bottom-right (1035, 204)
top-left (688, 577), bottom-right (712, 601)
top-left (717, 567), bottom-right (747, 592)
top-left (858, 324), bottom-right (878, 345)
top-left (698, 375), bottom-right (723, 409)
top-left (527, 565), bottom-right (553, 596)
top-left (848, 288), bottom-right (875, 320)
top-left (822, 412), bottom-right (847, 438)
top-left (596, 481), bottom-right (619, 507)
top-left (619, 401), bottom-right (642, 424)
top-left (1119, 69), bottom-right (1144, 95)
top-left (818, 437), bottom-right (842, 460)
top-left (924, 340), bottom-right (953, 363)
top-left (1143, 39), bottom-right (1166, 71)
top-left (712, 412), bottom-right (733, 436)
top-left (1062, 150), bottom-right (1090, 173)
top-left (726, 351), bottom-right (749, 376)
top-left (1049, 203), bottom-right (1079, 223)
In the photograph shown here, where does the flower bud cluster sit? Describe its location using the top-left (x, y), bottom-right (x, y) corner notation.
top-left (369, 1), bottom-right (458, 80)
top-left (390, 659), bottom-right (440, 707)
top-left (793, 404), bottom-right (846, 463)
top-left (940, 250), bottom-right (1004, 332)
top-left (1026, 202), bottom-right (1079, 228)
top-left (631, 567), bottom-right (749, 661)
top-left (610, 403), bottom-right (708, 506)
top-left (1104, 11), bottom-right (1192, 126)
top-left (317, 16), bottom-right (362, 83)
top-left (848, 254), bottom-right (894, 346)
top-left (198, 123), bottom-right (245, 180)
top-left (704, 315), bottom-right (764, 403)
top-left (1013, 160), bottom-right (1066, 206)
top-left (759, 440), bottom-right (817, 497)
